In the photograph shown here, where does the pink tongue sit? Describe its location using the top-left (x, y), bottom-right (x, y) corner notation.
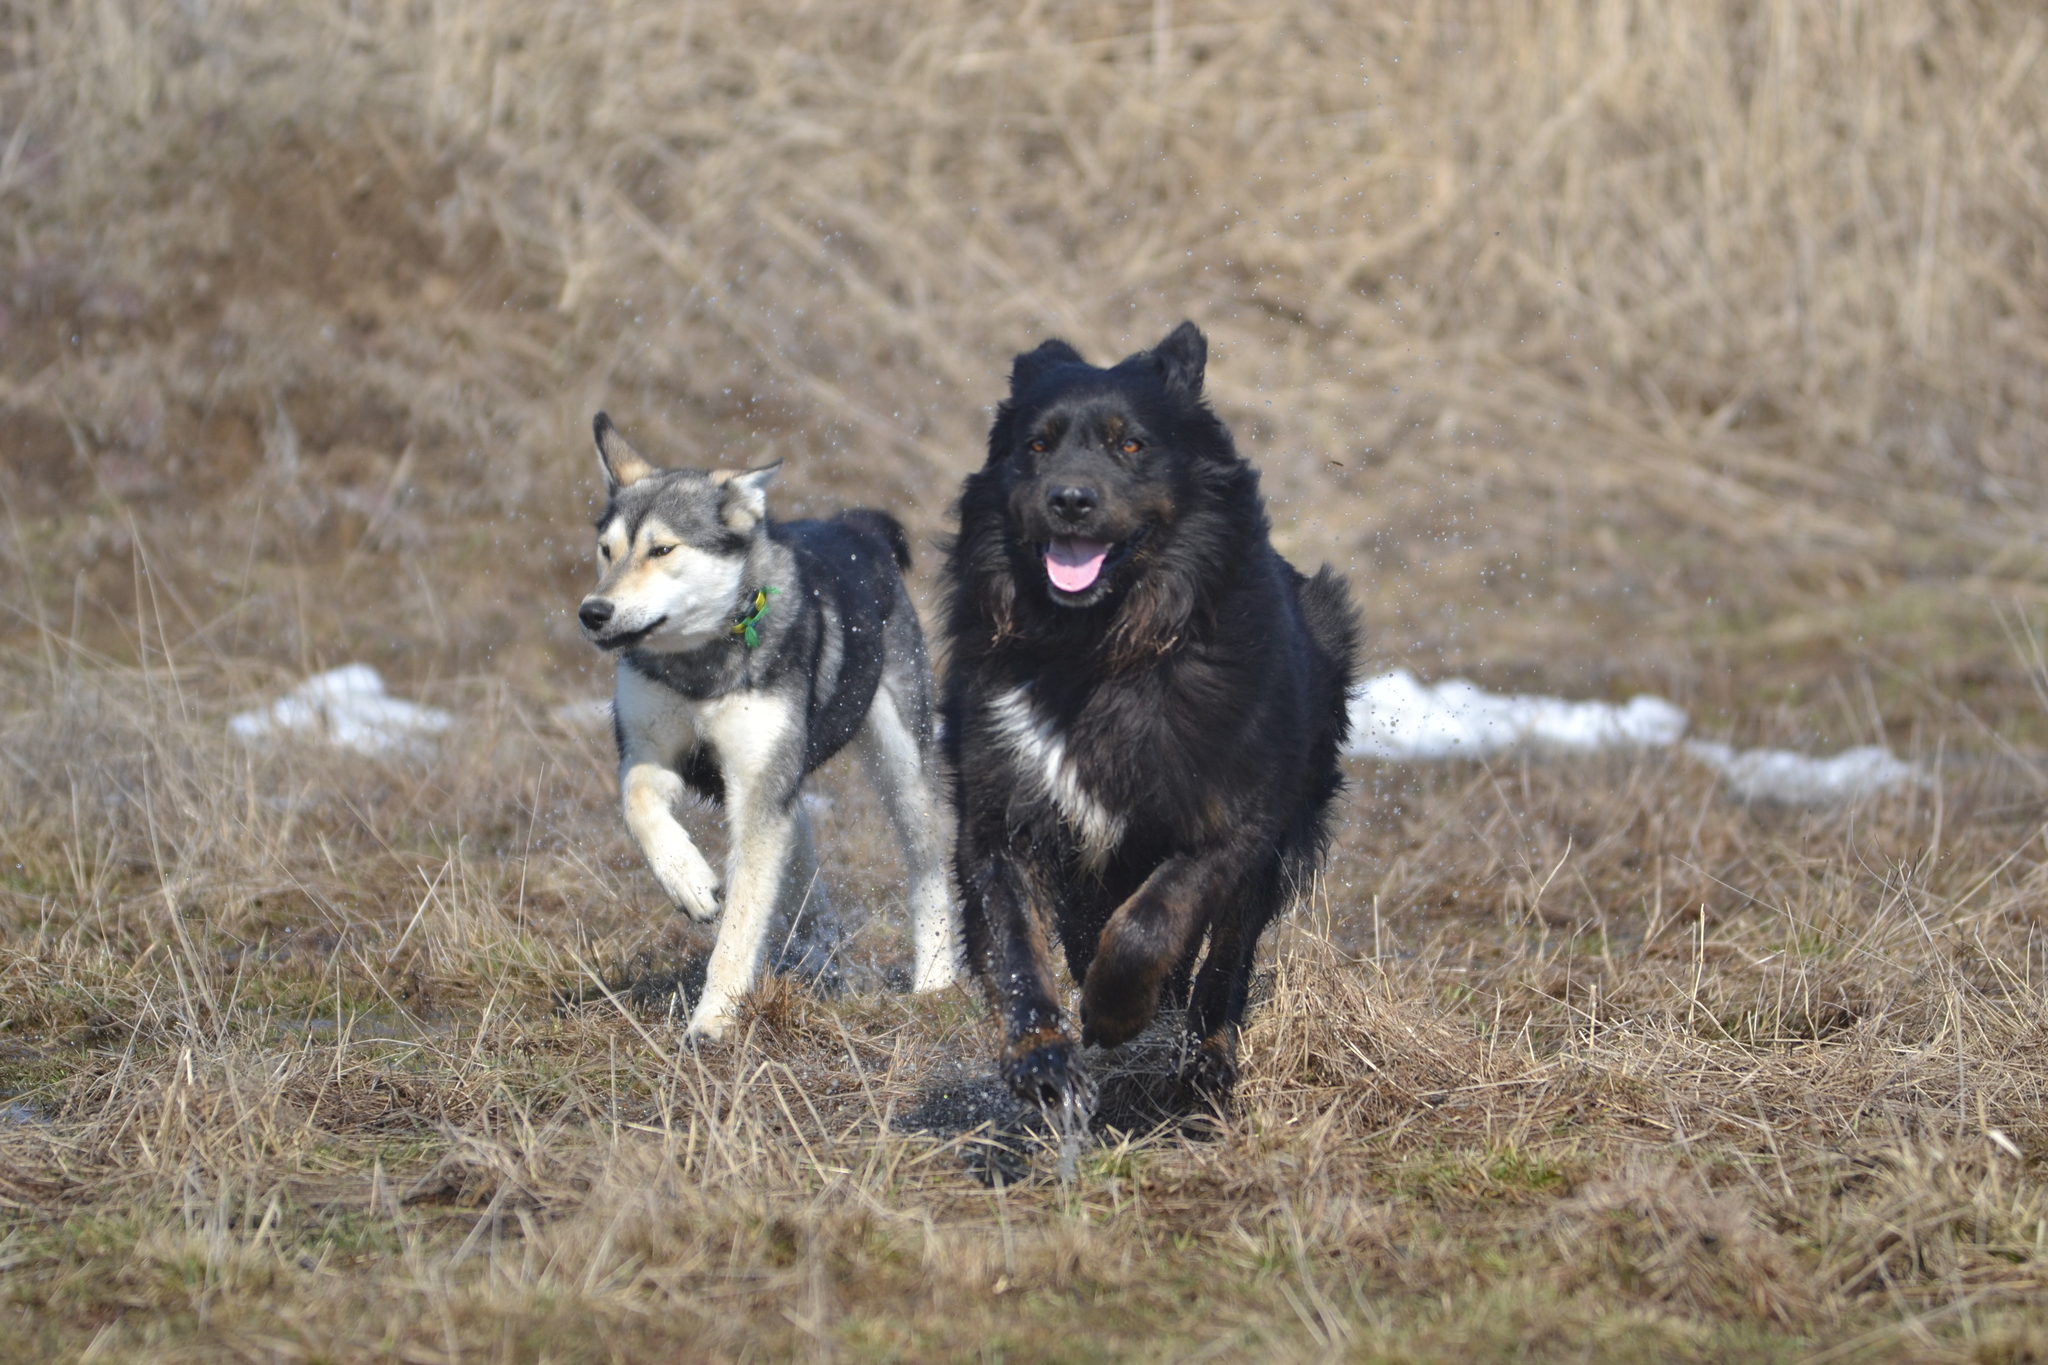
top-left (1046, 537), bottom-right (1108, 593)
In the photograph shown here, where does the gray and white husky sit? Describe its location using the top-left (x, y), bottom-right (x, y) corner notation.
top-left (577, 413), bottom-right (964, 1039)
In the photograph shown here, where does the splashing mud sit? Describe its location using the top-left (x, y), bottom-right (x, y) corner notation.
top-left (1038, 1072), bottom-right (1099, 1185)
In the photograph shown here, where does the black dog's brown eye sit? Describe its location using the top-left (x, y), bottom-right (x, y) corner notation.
top-left (1120, 438), bottom-right (1141, 455)
top-left (649, 544), bottom-right (674, 558)
top-left (1029, 439), bottom-right (1047, 453)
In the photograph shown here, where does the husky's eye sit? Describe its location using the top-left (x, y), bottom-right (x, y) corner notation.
top-left (648, 544), bottom-right (675, 558)
top-left (599, 545), bottom-right (611, 560)
top-left (1119, 438), bottom-right (1142, 455)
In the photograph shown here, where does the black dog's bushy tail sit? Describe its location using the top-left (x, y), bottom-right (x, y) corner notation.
top-left (1299, 565), bottom-right (1362, 705)
top-left (1288, 565), bottom-right (1364, 889)
top-left (835, 508), bottom-right (914, 571)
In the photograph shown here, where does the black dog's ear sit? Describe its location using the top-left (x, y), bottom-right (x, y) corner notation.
top-left (1010, 339), bottom-right (1086, 394)
top-left (1150, 321), bottom-right (1207, 398)
top-left (593, 412), bottom-right (656, 491)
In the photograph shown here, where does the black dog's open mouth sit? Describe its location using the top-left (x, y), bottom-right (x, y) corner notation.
top-left (593, 616), bottom-right (666, 651)
top-left (1043, 531), bottom-right (1145, 599)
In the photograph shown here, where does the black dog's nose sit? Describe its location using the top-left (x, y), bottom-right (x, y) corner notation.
top-left (1047, 484), bottom-right (1098, 522)
top-left (579, 599), bottom-right (614, 630)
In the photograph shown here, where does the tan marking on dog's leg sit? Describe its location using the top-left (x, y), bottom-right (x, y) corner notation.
top-left (614, 666), bottom-right (721, 919)
top-left (621, 762), bottom-right (721, 922)
top-left (856, 695), bottom-right (965, 991)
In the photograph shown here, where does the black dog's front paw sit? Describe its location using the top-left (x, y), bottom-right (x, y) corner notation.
top-left (1079, 949), bottom-right (1166, 1049)
top-left (1000, 1029), bottom-right (1095, 1115)
top-left (1177, 1029), bottom-right (1239, 1106)
top-left (1078, 990), bottom-right (1154, 1050)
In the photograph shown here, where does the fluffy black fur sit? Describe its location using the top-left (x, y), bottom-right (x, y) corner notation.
top-left (939, 320), bottom-right (1360, 1111)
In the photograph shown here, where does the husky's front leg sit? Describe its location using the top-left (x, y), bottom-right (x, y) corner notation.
top-left (620, 761), bottom-right (722, 922)
top-left (686, 694), bottom-right (809, 1041)
top-left (688, 796), bottom-right (804, 1040)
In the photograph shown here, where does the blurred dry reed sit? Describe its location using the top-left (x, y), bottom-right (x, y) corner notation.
top-left (4, 0), bottom-right (2046, 702)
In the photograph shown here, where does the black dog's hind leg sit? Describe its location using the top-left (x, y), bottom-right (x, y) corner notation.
top-left (1177, 857), bottom-right (1289, 1100)
top-left (963, 851), bottom-right (1089, 1110)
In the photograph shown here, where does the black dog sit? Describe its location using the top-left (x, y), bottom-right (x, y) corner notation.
top-left (940, 320), bottom-right (1359, 1113)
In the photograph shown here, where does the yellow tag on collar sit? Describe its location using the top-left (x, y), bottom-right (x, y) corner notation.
top-left (732, 586), bottom-right (780, 648)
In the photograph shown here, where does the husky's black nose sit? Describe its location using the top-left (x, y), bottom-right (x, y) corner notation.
top-left (1047, 484), bottom-right (1099, 523)
top-left (579, 599), bottom-right (614, 631)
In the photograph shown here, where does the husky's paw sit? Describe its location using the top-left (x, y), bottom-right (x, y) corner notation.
top-left (631, 820), bottom-right (721, 922)
top-left (657, 867), bottom-right (723, 923)
top-left (684, 1000), bottom-right (737, 1044)
top-left (999, 1028), bottom-right (1094, 1115)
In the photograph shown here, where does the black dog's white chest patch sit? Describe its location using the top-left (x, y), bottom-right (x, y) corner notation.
top-left (986, 686), bottom-right (1125, 865)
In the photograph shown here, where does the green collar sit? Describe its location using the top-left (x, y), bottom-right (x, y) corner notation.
top-left (731, 586), bottom-right (780, 648)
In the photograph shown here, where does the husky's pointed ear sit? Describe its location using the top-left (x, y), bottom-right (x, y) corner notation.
top-left (593, 412), bottom-right (656, 490)
top-left (1009, 338), bottom-right (1085, 394)
top-left (712, 460), bottom-right (780, 531)
top-left (1150, 321), bottom-right (1207, 398)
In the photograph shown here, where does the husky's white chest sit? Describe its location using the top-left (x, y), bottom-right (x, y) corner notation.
top-left (986, 686), bottom-right (1125, 865)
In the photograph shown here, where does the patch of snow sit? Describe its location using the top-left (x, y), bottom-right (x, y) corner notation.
top-left (228, 665), bottom-right (453, 756)
top-left (1347, 669), bottom-right (1688, 760)
top-left (1346, 669), bottom-right (1927, 804)
top-left (1681, 740), bottom-right (1932, 805)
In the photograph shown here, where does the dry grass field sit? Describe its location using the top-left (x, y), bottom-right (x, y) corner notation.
top-left (6, 1), bottom-right (2048, 1359)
